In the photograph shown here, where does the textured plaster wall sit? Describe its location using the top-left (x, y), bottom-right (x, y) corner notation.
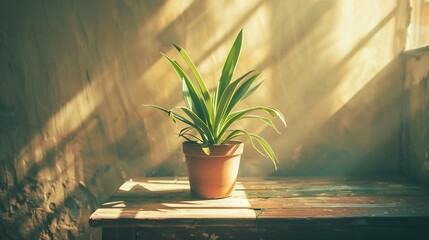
top-left (0, 0), bottom-right (409, 239)
top-left (403, 49), bottom-right (429, 184)
top-left (268, 0), bottom-right (408, 176)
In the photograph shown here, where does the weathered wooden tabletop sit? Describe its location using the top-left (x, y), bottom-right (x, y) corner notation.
top-left (89, 177), bottom-right (429, 240)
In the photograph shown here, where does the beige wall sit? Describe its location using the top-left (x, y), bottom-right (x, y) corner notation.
top-left (256, 0), bottom-right (408, 176)
top-left (0, 0), bottom-right (409, 239)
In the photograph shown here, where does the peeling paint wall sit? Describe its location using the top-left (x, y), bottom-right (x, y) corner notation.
top-left (0, 0), bottom-right (409, 239)
top-left (403, 49), bottom-right (429, 183)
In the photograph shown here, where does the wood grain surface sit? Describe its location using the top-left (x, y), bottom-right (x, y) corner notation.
top-left (90, 177), bottom-right (429, 239)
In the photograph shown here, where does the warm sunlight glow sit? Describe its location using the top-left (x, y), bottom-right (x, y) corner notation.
top-left (291, 3), bottom-right (397, 125)
top-left (119, 179), bottom-right (189, 192)
top-left (137, 1), bottom-right (194, 42)
top-left (95, 207), bottom-right (256, 219)
top-left (102, 201), bottom-right (126, 207)
top-left (16, 70), bottom-right (114, 181)
top-left (332, 3), bottom-right (398, 117)
top-left (95, 179), bottom-right (254, 219)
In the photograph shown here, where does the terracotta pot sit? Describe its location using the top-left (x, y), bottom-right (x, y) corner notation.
top-left (182, 141), bottom-right (243, 199)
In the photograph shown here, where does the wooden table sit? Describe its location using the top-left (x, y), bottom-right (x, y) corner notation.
top-left (89, 177), bottom-right (429, 240)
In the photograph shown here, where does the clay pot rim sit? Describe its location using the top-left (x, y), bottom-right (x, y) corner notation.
top-left (182, 141), bottom-right (244, 157)
top-left (182, 140), bottom-right (243, 147)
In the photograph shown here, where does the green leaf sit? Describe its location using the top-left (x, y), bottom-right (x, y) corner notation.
top-left (216, 106), bottom-right (286, 141)
top-left (215, 29), bottom-right (243, 108)
top-left (161, 53), bottom-right (212, 129)
top-left (202, 146), bottom-right (210, 155)
top-left (178, 126), bottom-right (193, 137)
top-left (178, 126), bottom-right (203, 142)
top-left (142, 104), bottom-right (193, 126)
top-left (226, 71), bottom-right (261, 115)
top-left (168, 109), bottom-right (176, 124)
top-left (182, 78), bottom-right (195, 111)
top-left (250, 133), bottom-right (279, 170)
top-left (222, 129), bottom-right (278, 170)
top-left (212, 90), bottom-right (218, 110)
top-left (222, 130), bottom-right (266, 156)
top-left (178, 127), bottom-right (202, 142)
top-left (235, 106), bottom-right (287, 128)
top-left (177, 133), bottom-right (194, 142)
top-left (142, 105), bottom-right (212, 142)
top-left (214, 71), bottom-right (251, 138)
top-left (242, 80), bottom-right (263, 100)
top-left (240, 115), bottom-right (282, 134)
top-left (179, 106), bottom-right (215, 143)
top-left (173, 44), bottom-right (214, 125)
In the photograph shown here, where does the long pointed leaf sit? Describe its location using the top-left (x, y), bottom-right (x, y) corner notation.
top-left (182, 78), bottom-right (195, 111)
top-left (249, 133), bottom-right (279, 169)
top-left (179, 126), bottom-right (193, 136)
top-left (173, 44), bottom-right (214, 125)
top-left (222, 129), bottom-right (278, 169)
top-left (217, 106), bottom-right (286, 141)
top-left (233, 106), bottom-right (287, 128)
top-left (226, 71), bottom-right (261, 114)
top-left (214, 71), bottom-right (252, 138)
top-left (222, 130), bottom-right (266, 156)
top-left (215, 29), bottom-right (243, 107)
top-left (162, 53), bottom-right (211, 127)
top-left (242, 80), bottom-right (263, 100)
top-left (214, 80), bottom-right (242, 138)
top-left (179, 106), bottom-right (215, 143)
top-left (240, 115), bottom-right (282, 134)
top-left (142, 104), bottom-right (194, 126)
top-left (178, 127), bottom-right (202, 142)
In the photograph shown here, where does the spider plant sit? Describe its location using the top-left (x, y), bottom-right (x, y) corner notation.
top-left (143, 30), bottom-right (286, 169)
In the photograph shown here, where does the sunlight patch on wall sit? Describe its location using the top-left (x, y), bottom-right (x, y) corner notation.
top-left (16, 69), bottom-right (115, 182)
top-left (138, 0), bottom-right (194, 38)
top-left (240, 0), bottom-right (273, 104)
top-left (336, 1), bottom-right (396, 59)
top-left (254, 0), bottom-right (408, 175)
top-left (333, 19), bottom-right (397, 118)
top-left (133, 1), bottom-right (197, 172)
top-left (299, 3), bottom-right (398, 128)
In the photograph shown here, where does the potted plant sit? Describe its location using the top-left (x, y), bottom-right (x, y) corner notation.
top-left (143, 30), bottom-right (286, 199)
